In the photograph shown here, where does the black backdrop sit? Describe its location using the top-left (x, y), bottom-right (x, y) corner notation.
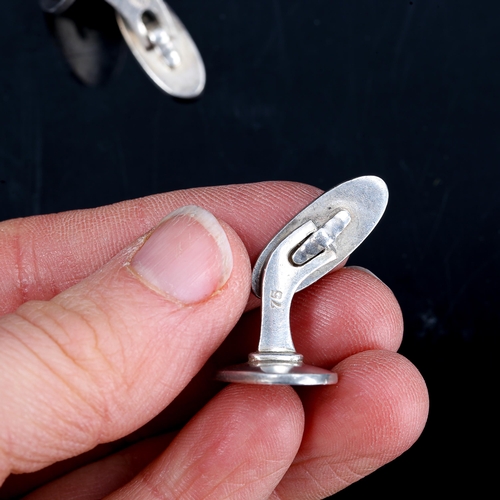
top-left (1, 1), bottom-right (498, 497)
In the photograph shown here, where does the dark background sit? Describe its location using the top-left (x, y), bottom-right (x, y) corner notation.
top-left (1, 0), bottom-right (498, 497)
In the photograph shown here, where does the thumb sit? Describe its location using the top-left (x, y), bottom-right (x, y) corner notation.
top-left (0, 206), bottom-right (250, 482)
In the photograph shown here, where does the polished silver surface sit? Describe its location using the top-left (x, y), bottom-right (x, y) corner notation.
top-left (252, 175), bottom-right (389, 297)
top-left (114, 0), bottom-right (205, 98)
top-left (292, 209), bottom-right (351, 265)
top-left (217, 176), bottom-right (389, 386)
top-left (40, 0), bottom-right (206, 98)
top-left (216, 363), bottom-right (338, 386)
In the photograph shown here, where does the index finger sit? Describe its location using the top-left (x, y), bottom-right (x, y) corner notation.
top-left (0, 181), bottom-right (321, 315)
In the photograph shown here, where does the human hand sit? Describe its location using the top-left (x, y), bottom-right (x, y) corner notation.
top-left (0, 182), bottom-right (428, 499)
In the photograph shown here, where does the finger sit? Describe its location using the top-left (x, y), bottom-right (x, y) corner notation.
top-left (293, 266), bottom-right (404, 362)
top-left (216, 266), bottom-right (404, 368)
top-left (75, 266), bottom-right (403, 460)
top-left (23, 386), bottom-right (303, 500)
top-left (22, 435), bottom-right (176, 500)
top-left (79, 266), bottom-right (403, 453)
top-left (0, 439), bottom-right (157, 499)
top-left (95, 267), bottom-right (403, 481)
top-left (0, 206), bottom-right (251, 482)
top-left (0, 182), bottom-right (321, 315)
top-left (106, 385), bottom-right (304, 500)
top-left (271, 350), bottom-right (429, 499)
top-left (0, 238), bottom-right (401, 495)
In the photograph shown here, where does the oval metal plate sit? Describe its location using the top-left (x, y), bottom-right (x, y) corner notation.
top-left (116, 9), bottom-right (205, 98)
top-left (252, 176), bottom-right (389, 297)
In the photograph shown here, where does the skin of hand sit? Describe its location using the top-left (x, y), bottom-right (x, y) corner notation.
top-left (0, 182), bottom-right (429, 500)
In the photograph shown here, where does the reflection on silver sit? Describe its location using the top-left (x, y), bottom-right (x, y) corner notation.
top-left (292, 209), bottom-right (351, 265)
top-left (216, 176), bottom-right (389, 386)
top-left (115, 0), bottom-right (205, 98)
top-left (40, 0), bottom-right (205, 98)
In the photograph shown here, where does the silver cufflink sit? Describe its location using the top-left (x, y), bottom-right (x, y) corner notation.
top-left (217, 176), bottom-right (389, 386)
top-left (40, 0), bottom-right (205, 98)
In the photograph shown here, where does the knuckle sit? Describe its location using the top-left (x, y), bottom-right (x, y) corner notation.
top-left (3, 299), bottom-right (125, 430)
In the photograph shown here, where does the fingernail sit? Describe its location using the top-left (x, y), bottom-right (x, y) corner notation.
top-left (131, 206), bottom-right (233, 304)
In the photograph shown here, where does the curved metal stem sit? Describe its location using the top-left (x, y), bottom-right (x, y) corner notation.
top-left (256, 220), bottom-right (345, 358)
